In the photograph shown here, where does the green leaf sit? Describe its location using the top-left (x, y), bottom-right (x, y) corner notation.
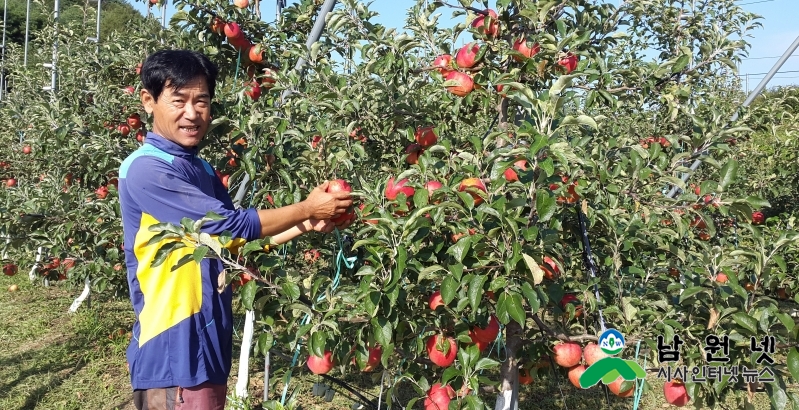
top-left (717, 159), bottom-right (739, 192)
top-left (766, 383), bottom-right (788, 410)
top-left (310, 331), bottom-right (327, 357)
top-left (256, 332), bottom-right (274, 356)
top-left (787, 348), bottom-right (799, 383)
top-left (522, 253), bottom-right (544, 285)
top-left (504, 291), bottom-right (526, 327)
top-left (496, 292), bottom-right (510, 324)
top-left (241, 280), bottom-right (257, 310)
top-left (672, 54), bottom-right (690, 73)
top-left (417, 265), bottom-right (444, 283)
top-left (192, 247), bottom-right (208, 264)
top-left (281, 282), bottom-right (301, 300)
top-left (441, 276), bottom-right (459, 305)
top-left (150, 242), bottom-right (187, 268)
top-left (171, 253), bottom-right (196, 272)
top-left (475, 357), bottom-right (499, 372)
top-left (679, 286), bottom-right (707, 303)
top-left (536, 190), bottom-right (556, 222)
top-left (731, 312), bottom-right (758, 335)
top-left (447, 236), bottom-right (472, 263)
top-left (468, 275), bottom-right (486, 312)
top-left (521, 282), bottom-right (541, 313)
top-left (371, 317), bottom-right (393, 347)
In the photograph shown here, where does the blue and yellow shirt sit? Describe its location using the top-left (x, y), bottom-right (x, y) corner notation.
top-left (119, 132), bottom-right (261, 390)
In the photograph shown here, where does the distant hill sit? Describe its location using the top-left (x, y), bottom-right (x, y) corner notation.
top-left (3, 0), bottom-right (145, 45)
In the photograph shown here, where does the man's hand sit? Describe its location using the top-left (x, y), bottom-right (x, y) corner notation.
top-left (303, 181), bottom-right (354, 220)
top-left (307, 213), bottom-right (356, 233)
top-left (306, 218), bottom-right (336, 233)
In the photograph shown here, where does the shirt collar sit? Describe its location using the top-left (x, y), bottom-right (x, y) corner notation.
top-left (144, 132), bottom-right (200, 158)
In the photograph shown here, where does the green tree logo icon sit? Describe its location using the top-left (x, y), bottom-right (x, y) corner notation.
top-left (579, 329), bottom-right (646, 389)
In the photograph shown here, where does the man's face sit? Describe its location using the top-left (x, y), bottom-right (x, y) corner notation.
top-left (141, 77), bottom-right (211, 149)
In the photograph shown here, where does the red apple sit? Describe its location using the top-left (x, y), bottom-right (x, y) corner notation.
top-left (752, 211), bottom-right (765, 225)
top-left (426, 334), bottom-right (457, 367)
top-left (567, 365), bottom-right (587, 388)
top-left (469, 330), bottom-right (490, 352)
top-left (424, 383), bottom-right (455, 410)
top-left (512, 38), bottom-right (540, 62)
top-left (559, 294), bottom-right (582, 317)
top-left (210, 17), bottom-right (225, 35)
top-left (385, 177), bottom-right (415, 201)
top-left (553, 342), bottom-right (582, 368)
top-left (583, 342), bottom-right (608, 366)
top-left (311, 135), bottom-right (322, 149)
top-left (229, 34), bottom-right (252, 51)
top-left (363, 345), bottom-right (382, 372)
top-left (444, 71), bottom-right (474, 97)
top-left (248, 44), bottom-right (263, 63)
top-left (118, 124), bottom-right (131, 136)
top-left (541, 256), bottom-right (560, 280)
top-left (433, 54), bottom-right (453, 76)
top-left (224, 22), bottom-right (243, 40)
top-left (307, 350), bottom-right (335, 375)
top-left (261, 68), bottom-right (277, 89)
top-left (428, 290), bottom-right (444, 310)
top-left (127, 113), bottom-right (142, 129)
top-left (244, 81), bottom-right (261, 101)
top-left (415, 126), bottom-right (438, 147)
top-left (136, 129), bottom-right (146, 142)
top-left (326, 179), bottom-right (354, 224)
top-left (234, 0), bottom-right (248, 8)
top-left (664, 379), bottom-right (690, 406)
top-left (123, 86), bottom-right (135, 95)
top-left (455, 42), bottom-right (481, 69)
top-left (458, 177), bottom-right (487, 205)
top-left (607, 377), bottom-right (634, 398)
top-left (472, 315), bottom-right (500, 343)
top-left (6, 178), bottom-right (16, 188)
top-left (424, 180), bottom-right (444, 203)
top-left (3, 264), bottom-right (17, 276)
top-left (22, 145), bottom-right (32, 154)
top-left (557, 53), bottom-right (579, 74)
top-left (96, 185), bottom-right (109, 199)
top-left (503, 159), bottom-right (527, 182)
top-left (716, 272), bottom-right (728, 283)
top-left (470, 9), bottom-right (499, 37)
top-left (405, 143), bottom-right (423, 165)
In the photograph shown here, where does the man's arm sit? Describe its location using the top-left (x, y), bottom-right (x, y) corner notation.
top-left (269, 215), bottom-right (357, 245)
top-left (255, 181), bottom-right (353, 239)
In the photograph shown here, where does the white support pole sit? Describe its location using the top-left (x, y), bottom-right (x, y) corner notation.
top-left (42, 0), bottom-right (59, 93)
top-left (23, 0), bottom-right (31, 66)
top-left (28, 246), bottom-right (42, 280)
top-left (1, 0), bottom-right (7, 102)
top-left (1, 233), bottom-right (9, 259)
top-left (69, 277), bottom-right (92, 313)
top-left (263, 351), bottom-right (270, 401)
top-left (92, 0), bottom-right (101, 54)
top-left (235, 309), bottom-right (256, 398)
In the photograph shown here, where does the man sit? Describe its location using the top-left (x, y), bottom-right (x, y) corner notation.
top-left (118, 49), bottom-right (354, 410)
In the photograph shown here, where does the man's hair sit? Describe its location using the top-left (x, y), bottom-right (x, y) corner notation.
top-left (141, 49), bottom-right (219, 101)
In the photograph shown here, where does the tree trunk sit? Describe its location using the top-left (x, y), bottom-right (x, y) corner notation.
top-left (494, 320), bottom-right (523, 410)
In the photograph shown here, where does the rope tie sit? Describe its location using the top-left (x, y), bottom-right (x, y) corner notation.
top-left (280, 228), bottom-right (356, 405)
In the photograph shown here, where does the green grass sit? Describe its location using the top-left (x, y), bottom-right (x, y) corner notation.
top-left (0, 274), bottom-right (791, 409)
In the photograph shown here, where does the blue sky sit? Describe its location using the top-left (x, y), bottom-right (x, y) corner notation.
top-left (132, 0), bottom-right (799, 90)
